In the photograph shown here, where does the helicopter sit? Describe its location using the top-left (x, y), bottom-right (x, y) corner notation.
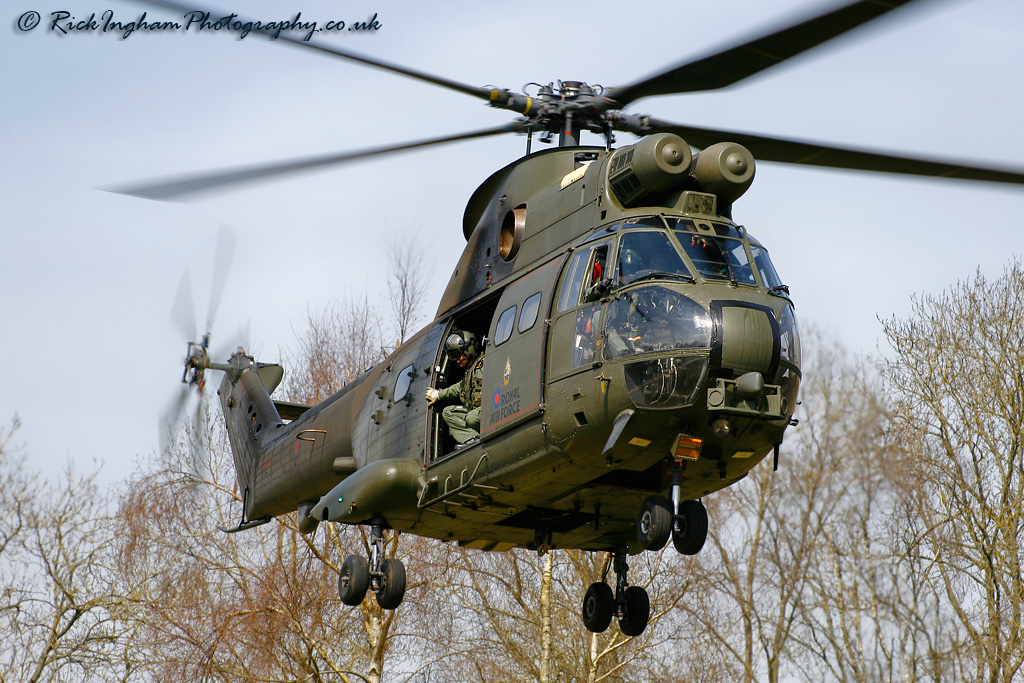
top-left (116, 0), bottom-right (1024, 638)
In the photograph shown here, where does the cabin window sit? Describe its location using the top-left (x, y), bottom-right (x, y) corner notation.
top-left (494, 305), bottom-right (516, 346)
top-left (519, 292), bottom-right (542, 333)
top-left (393, 364), bottom-right (415, 405)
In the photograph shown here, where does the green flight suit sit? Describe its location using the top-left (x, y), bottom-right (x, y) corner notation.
top-left (437, 355), bottom-right (485, 444)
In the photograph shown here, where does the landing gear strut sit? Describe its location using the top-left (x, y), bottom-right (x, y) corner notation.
top-left (581, 549), bottom-right (650, 637)
top-left (338, 521), bottom-right (407, 610)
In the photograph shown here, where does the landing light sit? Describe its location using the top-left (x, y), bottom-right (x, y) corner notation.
top-left (712, 418), bottom-right (731, 438)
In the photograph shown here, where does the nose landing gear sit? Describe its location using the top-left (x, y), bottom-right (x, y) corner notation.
top-left (338, 522), bottom-right (407, 610)
top-left (581, 550), bottom-right (651, 637)
top-left (636, 467), bottom-right (708, 555)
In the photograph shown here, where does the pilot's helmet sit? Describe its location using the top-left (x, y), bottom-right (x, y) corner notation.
top-left (619, 248), bottom-right (643, 281)
top-left (445, 330), bottom-right (479, 361)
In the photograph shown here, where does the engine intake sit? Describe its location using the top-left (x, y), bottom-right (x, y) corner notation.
top-left (691, 142), bottom-right (756, 205)
top-left (608, 133), bottom-right (692, 207)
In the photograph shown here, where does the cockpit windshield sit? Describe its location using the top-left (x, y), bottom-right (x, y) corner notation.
top-left (615, 230), bottom-right (693, 286)
top-left (604, 286), bottom-right (712, 359)
top-left (667, 219), bottom-right (756, 286)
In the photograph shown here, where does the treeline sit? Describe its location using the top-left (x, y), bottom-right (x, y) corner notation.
top-left (2, 260), bottom-right (1022, 683)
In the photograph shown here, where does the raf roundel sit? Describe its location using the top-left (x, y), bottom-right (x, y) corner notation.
top-left (493, 390), bottom-right (501, 408)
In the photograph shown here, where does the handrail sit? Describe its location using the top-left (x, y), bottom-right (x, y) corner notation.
top-left (418, 453), bottom-right (490, 508)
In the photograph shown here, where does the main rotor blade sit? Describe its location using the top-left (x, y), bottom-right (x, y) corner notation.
top-left (106, 123), bottom-right (524, 201)
top-left (638, 118), bottom-right (1024, 185)
top-left (606, 0), bottom-right (930, 106)
top-left (139, 0), bottom-right (493, 102)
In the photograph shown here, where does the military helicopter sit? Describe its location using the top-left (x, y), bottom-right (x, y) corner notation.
top-left (119, 0), bottom-right (1024, 637)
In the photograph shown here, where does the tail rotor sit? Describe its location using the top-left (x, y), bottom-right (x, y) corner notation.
top-left (160, 224), bottom-right (239, 476)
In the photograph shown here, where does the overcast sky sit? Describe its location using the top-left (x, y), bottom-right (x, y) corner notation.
top-left (2, 0), bottom-right (1022, 484)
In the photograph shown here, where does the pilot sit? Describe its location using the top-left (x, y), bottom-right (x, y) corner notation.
top-left (603, 249), bottom-right (648, 357)
top-left (425, 330), bottom-right (485, 448)
top-left (586, 247), bottom-right (644, 302)
top-left (617, 247), bottom-right (644, 285)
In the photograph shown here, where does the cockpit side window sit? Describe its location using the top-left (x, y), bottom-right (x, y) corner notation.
top-left (581, 243), bottom-right (612, 302)
top-left (614, 231), bottom-right (692, 287)
top-left (750, 242), bottom-right (784, 290)
top-left (557, 247), bottom-right (593, 313)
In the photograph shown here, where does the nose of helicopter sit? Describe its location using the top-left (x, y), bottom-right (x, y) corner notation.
top-left (616, 297), bottom-right (786, 412)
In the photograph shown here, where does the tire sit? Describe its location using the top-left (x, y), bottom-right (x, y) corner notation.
top-left (636, 496), bottom-right (673, 551)
top-left (618, 585), bottom-right (650, 637)
top-left (375, 558), bottom-right (407, 610)
top-left (672, 499), bottom-right (709, 555)
top-left (338, 555), bottom-right (370, 606)
top-left (581, 582), bottom-right (614, 633)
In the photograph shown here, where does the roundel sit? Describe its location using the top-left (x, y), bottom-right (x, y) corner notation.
top-left (493, 390), bottom-right (501, 407)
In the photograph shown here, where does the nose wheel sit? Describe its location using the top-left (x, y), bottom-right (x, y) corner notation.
top-left (581, 550), bottom-right (650, 637)
top-left (636, 466), bottom-right (708, 555)
top-left (636, 495), bottom-right (673, 551)
top-left (337, 522), bottom-right (407, 610)
top-left (672, 499), bottom-right (708, 555)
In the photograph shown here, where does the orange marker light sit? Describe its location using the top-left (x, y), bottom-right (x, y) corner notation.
top-left (672, 435), bottom-right (702, 461)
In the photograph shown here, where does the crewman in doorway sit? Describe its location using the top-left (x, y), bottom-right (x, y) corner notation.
top-left (426, 330), bottom-right (485, 448)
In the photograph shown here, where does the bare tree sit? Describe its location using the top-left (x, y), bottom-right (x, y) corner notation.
top-left (785, 338), bottom-right (930, 683)
top-left (283, 294), bottom-right (387, 406)
top-left (114, 426), bottom-right (440, 683)
top-left (0, 418), bottom-right (137, 683)
top-left (882, 260), bottom-right (1024, 682)
top-left (681, 329), bottom-right (906, 683)
top-left (439, 545), bottom-right (700, 683)
top-left (386, 235), bottom-right (431, 347)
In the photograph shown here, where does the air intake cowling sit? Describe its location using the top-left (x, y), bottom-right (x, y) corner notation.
top-left (608, 133), bottom-right (692, 207)
top-left (691, 142), bottom-right (756, 205)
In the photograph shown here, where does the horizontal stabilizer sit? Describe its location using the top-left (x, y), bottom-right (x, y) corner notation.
top-left (274, 400), bottom-right (312, 421)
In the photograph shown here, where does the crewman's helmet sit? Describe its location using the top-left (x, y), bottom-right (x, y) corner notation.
top-left (445, 330), bottom-right (479, 361)
top-left (618, 248), bottom-right (643, 282)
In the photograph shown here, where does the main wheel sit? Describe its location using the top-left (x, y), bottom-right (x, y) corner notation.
top-left (581, 582), bottom-right (614, 633)
top-left (375, 558), bottom-right (407, 610)
top-left (672, 499), bottom-right (709, 555)
top-left (636, 496), bottom-right (673, 551)
top-left (338, 555), bottom-right (370, 606)
top-left (617, 585), bottom-right (650, 637)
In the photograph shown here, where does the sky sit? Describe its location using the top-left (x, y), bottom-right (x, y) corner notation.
top-left (2, 0), bottom-right (1022, 484)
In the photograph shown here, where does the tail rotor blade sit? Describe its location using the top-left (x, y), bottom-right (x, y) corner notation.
top-left (190, 395), bottom-right (211, 479)
top-left (159, 385), bottom-right (191, 459)
top-left (206, 224), bottom-right (238, 335)
top-left (171, 268), bottom-right (197, 341)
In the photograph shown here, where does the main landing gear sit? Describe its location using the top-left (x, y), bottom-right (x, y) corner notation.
top-left (338, 522), bottom-right (407, 610)
top-left (582, 550), bottom-right (650, 637)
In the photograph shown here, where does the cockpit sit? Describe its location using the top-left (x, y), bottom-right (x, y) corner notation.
top-left (551, 216), bottom-right (798, 412)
